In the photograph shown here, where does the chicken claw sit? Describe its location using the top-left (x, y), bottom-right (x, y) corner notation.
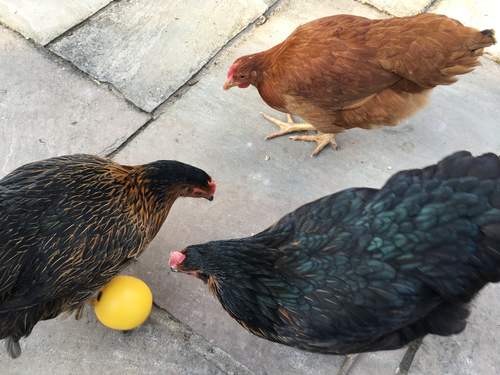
top-left (289, 132), bottom-right (338, 157)
top-left (261, 113), bottom-right (315, 139)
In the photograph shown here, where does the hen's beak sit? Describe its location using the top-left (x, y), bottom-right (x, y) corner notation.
top-left (207, 180), bottom-right (216, 200)
top-left (192, 180), bottom-right (216, 201)
top-left (223, 79), bottom-right (236, 90)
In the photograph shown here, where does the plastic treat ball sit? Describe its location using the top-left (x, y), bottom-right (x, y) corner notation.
top-left (94, 275), bottom-right (153, 330)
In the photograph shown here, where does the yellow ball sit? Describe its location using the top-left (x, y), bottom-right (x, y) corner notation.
top-left (94, 275), bottom-right (153, 331)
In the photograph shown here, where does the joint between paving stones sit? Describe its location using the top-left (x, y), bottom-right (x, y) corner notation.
top-left (150, 303), bottom-right (256, 375)
top-left (423, 0), bottom-right (442, 12)
top-left (106, 0), bottom-right (284, 157)
top-left (151, 0), bottom-right (284, 117)
top-left (45, 0), bottom-right (125, 47)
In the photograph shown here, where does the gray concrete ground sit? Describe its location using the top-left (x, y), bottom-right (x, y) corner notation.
top-left (1, 0), bottom-right (500, 374)
top-left (0, 25), bottom-right (150, 172)
top-left (2, 308), bottom-right (253, 375)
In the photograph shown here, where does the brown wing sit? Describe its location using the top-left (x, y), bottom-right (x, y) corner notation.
top-left (272, 15), bottom-right (400, 110)
top-left (268, 13), bottom-right (495, 108)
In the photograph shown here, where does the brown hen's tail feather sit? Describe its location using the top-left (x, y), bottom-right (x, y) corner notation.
top-left (480, 29), bottom-right (495, 40)
top-left (471, 28), bottom-right (496, 50)
top-left (438, 28), bottom-right (496, 84)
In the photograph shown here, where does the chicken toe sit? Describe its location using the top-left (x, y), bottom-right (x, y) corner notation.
top-left (289, 132), bottom-right (338, 156)
top-left (261, 113), bottom-right (315, 139)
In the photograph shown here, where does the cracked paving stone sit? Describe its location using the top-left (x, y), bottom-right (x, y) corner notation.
top-left (0, 25), bottom-right (149, 176)
top-left (49, 0), bottom-right (276, 112)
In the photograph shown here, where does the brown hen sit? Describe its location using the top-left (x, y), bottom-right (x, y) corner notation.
top-left (224, 13), bottom-right (496, 156)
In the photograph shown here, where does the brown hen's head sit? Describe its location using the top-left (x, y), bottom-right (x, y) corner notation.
top-left (142, 160), bottom-right (216, 201)
top-left (223, 55), bottom-right (262, 90)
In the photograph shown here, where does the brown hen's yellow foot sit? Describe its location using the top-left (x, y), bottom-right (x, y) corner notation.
top-left (289, 132), bottom-right (338, 157)
top-left (261, 113), bottom-right (315, 139)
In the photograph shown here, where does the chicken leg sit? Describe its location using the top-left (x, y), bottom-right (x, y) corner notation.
top-left (336, 354), bottom-right (361, 375)
top-left (74, 304), bottom-right (85, 320)
top-left (261, 113), bottom-right (337, 156)
top-left (395, 338), bottom-right (423, 375)
top-left (261, 113), bottom-right (315, 139)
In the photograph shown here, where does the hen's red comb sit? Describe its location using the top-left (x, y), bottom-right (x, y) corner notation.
top-left (227, 63), bottom-right (238, 80)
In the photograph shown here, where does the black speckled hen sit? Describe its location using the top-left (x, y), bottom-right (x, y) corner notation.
top-left (0, 154), bottom-right (215, 358)
top-left (170, 151), bottom-right (500, 373)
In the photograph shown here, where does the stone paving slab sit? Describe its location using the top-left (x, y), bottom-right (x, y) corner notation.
top-left (114, 0), bottom-right (500, 373)
top-left (0, 0), bottom-right (112, 45)
top-left (358, 0), bottom-right (433, 16)
top-left (49, 0), bottom-right (275, 112)
top-left (429, 0), bottom-right (500, 60)
top-left (0, 25), bottom-right (149, 175)
top-left (0, 308), bottom-right (252, 375)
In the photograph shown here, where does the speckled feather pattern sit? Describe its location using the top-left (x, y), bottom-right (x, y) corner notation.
top-left (0, 154), bottom-right (211, 357)
top-left (185, 152), bottom-right (500, 354)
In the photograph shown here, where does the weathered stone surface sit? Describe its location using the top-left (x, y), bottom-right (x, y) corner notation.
top-left (115, 0), bottom-right (500, 374)
top-left (0, 308), bottom-right (253, 375)
top-left (0, 0), bottom-right (112, 45)
top-left (429, 0), bottom-right (500, 61)
top-left (49, 0), bottom-right (274, 112)
top-left (358, 0), bottom-right (432, 16)
top-left (0, 25), bottom-right (149, 176)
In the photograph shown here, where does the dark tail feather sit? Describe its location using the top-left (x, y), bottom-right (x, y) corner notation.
top-left (481, 29), bottom-right (495, 39)
top-left (433, 151), bottom-right (500, 179)
top-left (6, 337), bottom-right (21, 358)
top-left (471, 29), bottom-right (496, 50)
top-left (422, 302), bottom-right (470, 336)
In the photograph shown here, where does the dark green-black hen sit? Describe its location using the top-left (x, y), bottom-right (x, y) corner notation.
top-left (0, 154), bottom-right (215, 358)
top-left (170, 151), bottom-right (500, 355)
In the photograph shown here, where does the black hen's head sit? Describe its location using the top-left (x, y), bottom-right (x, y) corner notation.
top-left (169, 240), bottom-right (284, 338)
top-left (142, 160), bottom-right (216, 201)
top-left (169, 242), bottom-right (221, 282)
top-left (169, 239), bottom-right (276, 283)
